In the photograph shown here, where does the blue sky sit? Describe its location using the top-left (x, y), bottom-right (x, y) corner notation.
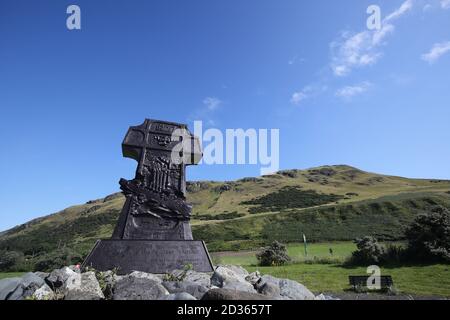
top-left (0, 0), bottom-right (449, 231)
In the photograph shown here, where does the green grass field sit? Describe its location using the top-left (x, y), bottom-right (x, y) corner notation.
top-left (211, 242), bottom-right (450, 297)
top-left (0, 272), bottom-right (24, 280)
top-left (211, 242), bottom-right (357, 265)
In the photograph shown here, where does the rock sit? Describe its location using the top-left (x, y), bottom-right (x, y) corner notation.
top-left (0, 273), bottom-right (47, 300)
top-left (64, 271), bottom-right (104, 300)
top-left (113, 276), bottom-right (169, 300)
top-left (0, 277), bottom-right (22, 300)
top-left (256, 275), bottom-right (314, 300)
top-left (162, 292), bottom-right (197, 300)
top-left (98, 270), bottom-right (121, 299)
top-left (183, 270), bottom-right (211, 287)
top-left (211, 265), bottom-right (248, 287)
top-left (222, 281), bottom-right (256, 293)
top-left (245, 271), bottom-right (261, 286)
top-left (129, 271), bottom-right (163, 283)
top-left (46, 267), bottom-right (77, 289)
top-left (20, 272), bottom-right (46, 298)
top-left (34, 272), bottom-right (49, 281)
top-left (201, 288), bottom-right (272, 300)
top-left (259, 282), bottom-right (280, 297)
top-left (221, 265), bottom-right (249, 277)
top-left (255, 274), bottom-right (279, 290)
top-left (162, 281), bottom-right (208, 300)
top-left (279, 279), bottom-right (315, 300)
top-left (314, 293), bottom-right (339, 300)
top-left (33, 284), bottom-right (55, 300)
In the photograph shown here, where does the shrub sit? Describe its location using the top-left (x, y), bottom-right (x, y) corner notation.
top-left (405, 205), bottom-right (450, 262)
top-left (0, 250), bottom-right (24, 271)
top-left (241, 187), bottom-right (344, 214)
top-left (383, 244), bottom-right (405, 265)
top-left (256, 241), bottom-right (291, 266)
top-left (348, 236), bottom-right (385, 265)
top-left (33, 247), bottom-right (83, 272)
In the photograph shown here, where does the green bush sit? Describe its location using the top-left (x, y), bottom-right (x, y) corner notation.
top-left (33, 247), bottom-right (83, 272)
top-left (405, 205), bottom-right (450, 262)
top-left (256, 241), bottom-right (291, 266)
top-left (348, 236), bottom-right (385, 265)
top-left (0, 250), bottom-right (24, 272)
top-left (241, 187), bottom-right (344, 214)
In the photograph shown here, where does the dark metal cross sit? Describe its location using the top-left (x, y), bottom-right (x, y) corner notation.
top-left (121, 119), bottom-right (202, 198)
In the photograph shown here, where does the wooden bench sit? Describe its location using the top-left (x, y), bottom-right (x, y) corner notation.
top-left (349, 275), bottom-right (394, 291)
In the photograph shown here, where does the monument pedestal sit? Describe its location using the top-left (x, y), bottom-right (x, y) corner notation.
top-left (82, 239), bottom-right (213, 274)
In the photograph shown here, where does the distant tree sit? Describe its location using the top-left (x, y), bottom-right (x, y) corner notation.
top-left (349, 236), bottom-right (385, 265)
top-left (256, 241), bottom-right (291, 266)
top-left (33, 247), bottom-right (83, 272)
top-left (0, 250), bottom-right (24, 271)
top-left (405, 205), bottom-right (450, 262)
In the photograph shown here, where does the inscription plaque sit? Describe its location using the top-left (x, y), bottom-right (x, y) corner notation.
top-left (82, 119), bottom-right (213, 274)
top-left (83, 240), bottom-right (213, 274)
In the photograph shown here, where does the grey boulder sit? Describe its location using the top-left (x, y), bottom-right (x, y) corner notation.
top-left (245, 271), bottom-right (261, 286)
top-left (279, 279), bottom-right (315, 300)
top-left (163, 292), bottom-right (197, 300)
top-left (0, 277), bottom-right (22, 300)
top-left (211, 265), bottom-right (248, 287)
top-left (0, 273), bottom-right (47, 300)
top-left (162, 281), bottom-right (208, 300)
top-left (33, 284), bottom-right (55, 300)
top-left (113, 276), bottom-right (169, 300)
top-left (259, 282), bottom-right (281, 297)
top-left (46, 267), bottom-right (77, 289)
top-left (20, 272), bottom-right (46, 298)
top-left (222, 280), bottom-right (256, 293)
top-left (129, 271), bottom-right (163, 283)
top-left (256, 275), bottom-right (315, 300)
top-left (183, 270), bottom-right (211, 287)
top-left (201, 288), bottom-right (272, 301)
top-left (63, 271), bottom-right (104, 300)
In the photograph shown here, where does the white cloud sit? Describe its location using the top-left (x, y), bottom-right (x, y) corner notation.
top-left (290, 86), bottom-right (312, 105)
top-left (290, 91), bottom-right (308, 104)
top-left (336, 82), bottom-right (372, 99)
top-left (423, 4), bottom-right (432, 11)
top-left (421, 41), bottom-right (450, 63)
top-left (330, 30), bottom-right (382, 77)
top-left (330, 1), bottom-right (413, 77)
top-left (288, 56), bottom-right (305, 65)
top-left (385, 0), bottom-right (413, 22)
top-left (203, 97), bottom-right (222, 110)
top-left (441, 0), bottom-right (450, 9)
top-left (290, 85), bottom-right (327, 105)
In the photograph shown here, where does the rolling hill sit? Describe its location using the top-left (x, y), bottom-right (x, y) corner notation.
top-left (1, 165), bottom-right (450, 271)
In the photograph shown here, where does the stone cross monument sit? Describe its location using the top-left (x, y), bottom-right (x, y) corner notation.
top-left (82, 119), bottom-right (213, 274)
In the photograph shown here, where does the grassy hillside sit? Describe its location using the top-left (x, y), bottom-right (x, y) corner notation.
top-left (1, 165), bottom-right (450, 271)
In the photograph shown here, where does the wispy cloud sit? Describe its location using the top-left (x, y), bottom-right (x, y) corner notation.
top-left (203, 97), bottom-right (222, 111)
top-left (330, 0), bottom-right (413, 77)
top-left (288, 55), bottom-right (305, 65)
top-left (290, 91), bottom-right (308, 105)
top-left (385, 0), bottom-right (414, 22)
top-left (423, 3), bottom-right (432, 11)
top-left (290, 85), bottom-right (327, 105)
top-left (441, 0), bottom-right (450, 9)
top-left (188, 96), bottom-right (224, 126)
top-left (336, 82), bottom-right (372, 99)
top-left (421, 41), bottom-right (450, 63)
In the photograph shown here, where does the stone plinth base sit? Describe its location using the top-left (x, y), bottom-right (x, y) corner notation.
top-left (82, 239), bottom-right (213, 274)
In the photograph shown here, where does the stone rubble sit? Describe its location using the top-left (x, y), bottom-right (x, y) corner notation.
top-left (0, 265), bottom-right (337, 300)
